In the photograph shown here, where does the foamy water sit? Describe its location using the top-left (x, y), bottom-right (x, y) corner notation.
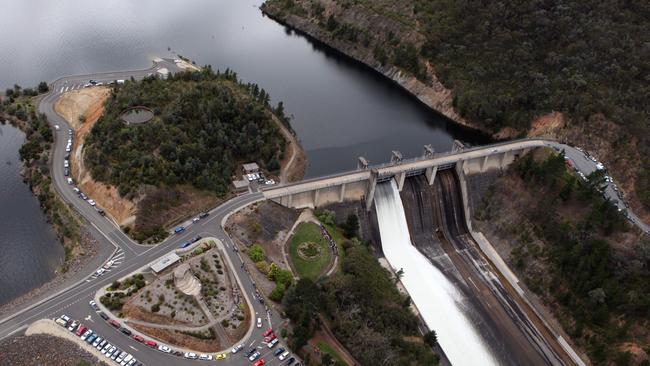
top-left (374, 180), bottom-right (499, 366)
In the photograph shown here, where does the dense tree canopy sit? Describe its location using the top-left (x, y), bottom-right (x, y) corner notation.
top-left (85, 68), bottom-right (287, 198)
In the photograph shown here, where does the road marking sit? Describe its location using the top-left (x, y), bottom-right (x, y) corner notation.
top-left (249, 340), bottom-right (256, 347)
top-left (129, 345), bottom-right (138, 351)
top-left (467, 277), bottom-right (480, 291)
top-left (64, 86), bottom-right (69, 92)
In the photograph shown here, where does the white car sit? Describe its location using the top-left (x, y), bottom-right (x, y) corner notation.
top-left (67, 178), bottom-right (73, 185)
top-left (65, 146), bottom-right (71, 152)
top-left (64, 160), bottom-right (69, 168)
top-left (184, 352), bottom-right (198, 359)
top-left (80, 329), bottom-right (92, 341)
top-left (103, 260), bottom-right (115, 269)
top-left (279, 351), bottom-right (290, 361)
top-left (116, 352), bottom-right (127, 363)
top-left (73, 187), bottom-right (80, 193)
top-left (67, 320), bottom-right (78, 331)
top-left (120, 354), bottom-right (132, 365)
top-left (157, 345), bottom-right (171, 353)
top-left (101, 343), bottom-right (111, 354)
top-left (54, 125), bottom-right (60, 130)
top-left (248, 351), bottom-right (261, 362)
top-left (231, 344), bottom-right (243, 354)
top-left (198, 354), bottom-right (213, 361)
top-left (87, 199), bottom-right (96, 206)
top-left (95, 268), bottom-right (105, 276)
top-left (257, 317), bottom-right (262, 328)
top-left (268, 338), bottom-right (279, 348)
top-left (192, 217), bottom-right (200, 223)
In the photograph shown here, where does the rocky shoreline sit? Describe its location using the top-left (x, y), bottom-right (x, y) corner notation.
top-left (0, 333), bottom-right (108, 366)
top-left (260, 6), bottom-right (486, 135)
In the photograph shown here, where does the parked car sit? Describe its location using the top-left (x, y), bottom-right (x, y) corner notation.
top-left (75, 325), bottom-right (87, 337)
top-left (157, 345), bottom-right (171, 353)
top-left (179, 241), bottom-right (191, 248)
top-left (80, 329), bottom-right (92, 341)
top-left (109, 319), bottom-right (120, 328)
top-left (274, 348), bottom-right (285, 357)
top-left (89, 300), bottom-right (98, 310)
top-left (279, 351), bottom-right (290, 361)
top-left (253, 360), bottom-right (266, 366)
top-left (231, 344), bottom-right (243, 354)
top-left (190, 235), bottom-right (202, 243)
top-left (257, 317), bottom-right (262, 328)
top-left (144, 340), bottom-right (157, 347)
top-left (199, 212), bottom-right (209, 219)
top-left (184, 352), bottom-right (198, 359)
top-left (287, 357), bottom-right (296, 365)
top-left (55, 318), bottom-right (68, 327)
top-left (192, 217), bottom-right (200, 223)
top-left (216, 353), bottom-right (227, 360)
top-left (264, 335), bottom-right (276, 343)
top-left (174, 226), bottom-right (185, 234)
top-left (103, 260), bottom-right (115, 269)
top-left (248, 351), bottom-right (261, 361)
top-left (67, 320), bottom-right (78, 332)
top-left (262, 328), bottom-right (274, 337)
top-left (199, 354), bottom-right (213, 361)
top-left (95, 268), bottom-right (105, 276)
top-left (98, 311), bottom-right (109, 320)
top-left (119, 327), bottom-right (132, 336)
top-left (132, 335), bottom-right (144, 343)
top-left (268, 338), bottom-right (279, 348)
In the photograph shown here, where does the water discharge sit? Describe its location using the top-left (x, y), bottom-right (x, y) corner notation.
top-left (374, 180), bottom-right (499, 366)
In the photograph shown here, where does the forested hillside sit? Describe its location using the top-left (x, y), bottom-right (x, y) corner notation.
top-left (262, 0), bottom-right (650, 217)
top-left (475, 151), bottom-right (650, 365)
top-left (84, 68), bottom-right (288, 240)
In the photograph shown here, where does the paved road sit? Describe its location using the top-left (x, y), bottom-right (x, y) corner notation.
top-left (0, 61), bottom-right (298, 366)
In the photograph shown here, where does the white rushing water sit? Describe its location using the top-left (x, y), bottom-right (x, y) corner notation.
top-left (374, 180), bottom-right (499, 366)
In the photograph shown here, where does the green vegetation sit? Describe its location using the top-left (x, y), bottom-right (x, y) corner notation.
top-left (289, 222), bottom-right (332, 280)
top-left (264, 0), bottom-right (650, 211)
top-left (247, 244), bottom-right (266, 262)
top-left (284, 239), bottom-right (439, 365)
top-left (1, 85), bottom-right (82, 271)
top-left (85, 68), bottom-right (287, 199)
top-left (477, 151), bottom-right (650, 365)
top-left (316, 341), bottom-right (347, 366)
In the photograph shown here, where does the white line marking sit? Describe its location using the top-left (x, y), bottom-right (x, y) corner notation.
top-left (129, 345), bottom-right (138, 351)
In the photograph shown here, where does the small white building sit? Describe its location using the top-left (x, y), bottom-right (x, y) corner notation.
top-left (157, 68), bottom-right (170, 79)
top-left (242, 162), bottom-right (259, 174)
top-left (151, 252), bottom-right (180, 273)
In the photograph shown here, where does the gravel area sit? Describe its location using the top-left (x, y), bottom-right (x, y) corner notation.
top-left (0, 332), bottom-right (107, 366)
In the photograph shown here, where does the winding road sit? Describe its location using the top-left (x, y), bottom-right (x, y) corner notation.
top-left (0, 60), bottom-right (296, 366)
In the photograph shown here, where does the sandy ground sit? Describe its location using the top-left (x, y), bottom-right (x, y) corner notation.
top-left (25, 319), bottom-right (109, 362)
top-left (55, 87), bottom-right (137, 226)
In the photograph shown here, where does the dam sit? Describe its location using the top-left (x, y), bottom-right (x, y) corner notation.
top-left (264, 138), bottom-right (582, 365)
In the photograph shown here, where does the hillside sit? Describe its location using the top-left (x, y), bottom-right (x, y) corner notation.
top-left (261, 0), bottom-right (650, 222)
top-left (474, 150), bottom-right (650, 365)
top-left (84, 68), bottom-right (291, 241)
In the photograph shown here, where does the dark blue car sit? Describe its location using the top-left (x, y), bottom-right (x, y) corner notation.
top-left (174, 226), bottom-right (185, 234)
top-left (179, 241), bottom-right (191, 248)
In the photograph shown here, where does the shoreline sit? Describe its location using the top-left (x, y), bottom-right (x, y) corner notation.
top-left (260, 7), bottom-right (491, 139)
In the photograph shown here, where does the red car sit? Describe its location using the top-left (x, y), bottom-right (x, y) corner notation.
top-left (109, 319), bottom-right (120, 328)
top-left (264, 335), bottom-right (276, 343)
top-left (262, 328), bottom-right (274, 337)
top-left (75, 325), bottom-right (87, 337)
top-left (144, 340), bottom-right (157, 347)
top-left (253, 359), bottom-right (265, 366)
top-left (133, 335), bottom-right (144, 342)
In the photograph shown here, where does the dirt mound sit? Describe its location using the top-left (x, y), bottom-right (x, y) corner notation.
top-left (55, 87), bottom-right (137, 225)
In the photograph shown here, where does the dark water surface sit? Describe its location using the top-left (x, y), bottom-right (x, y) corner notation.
top-left (0, 0), bottom-right (486, 303)
top-left (0, 124), bottom-right (64, 305)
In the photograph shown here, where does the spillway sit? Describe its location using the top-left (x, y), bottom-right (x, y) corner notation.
top-left (374, 180), bottom-right (499, 366)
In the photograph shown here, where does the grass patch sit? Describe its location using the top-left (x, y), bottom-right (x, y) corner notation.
top-left (289, 222), bottom-right (332, 280)
top-left (316, 340), bottom-right (347, 365)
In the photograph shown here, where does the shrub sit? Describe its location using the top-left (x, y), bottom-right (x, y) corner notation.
top-left (248, 244), bottom-right (266, 262)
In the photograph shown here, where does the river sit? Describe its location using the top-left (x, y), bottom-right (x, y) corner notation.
top-left (0, 1), bottom-right (486, 303)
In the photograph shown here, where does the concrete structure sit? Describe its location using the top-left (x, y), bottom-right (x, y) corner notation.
top-left (232, 179), bottom-right (250, 193)
top-left (242, 162), bottom-right (259, 174)
top-left (264, 139), bottom-right (542, 210)
top-left (174, 263), bottom-right (201, 296)
top-left (156, 67), bottom-right (169, 79)
top-left (150, 252), bottom-right (181, 273)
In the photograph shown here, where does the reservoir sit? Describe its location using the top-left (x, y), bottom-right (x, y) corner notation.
top-left (0, 0), bottom-right (486, 303)
top-left (0, 123), bottom-right (64, 305)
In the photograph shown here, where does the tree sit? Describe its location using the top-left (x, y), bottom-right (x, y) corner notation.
top-left (424, 330), bottom-right (438, 347)
top-left (248, 244), bottom-right (266, 262)
top-left (38, 81), bottom-right (49, 94)
top-left (269, 283), bottom-right (286, 301)
top-left (342, 213), bottom-right (359, 238)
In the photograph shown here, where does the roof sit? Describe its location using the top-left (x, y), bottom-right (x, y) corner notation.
top-left (150, 252), bottom-right (180, 273)
top-left (233, 180), bottom-right (250, 189)
top-left (242, 162), bottom-right (259, 171)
